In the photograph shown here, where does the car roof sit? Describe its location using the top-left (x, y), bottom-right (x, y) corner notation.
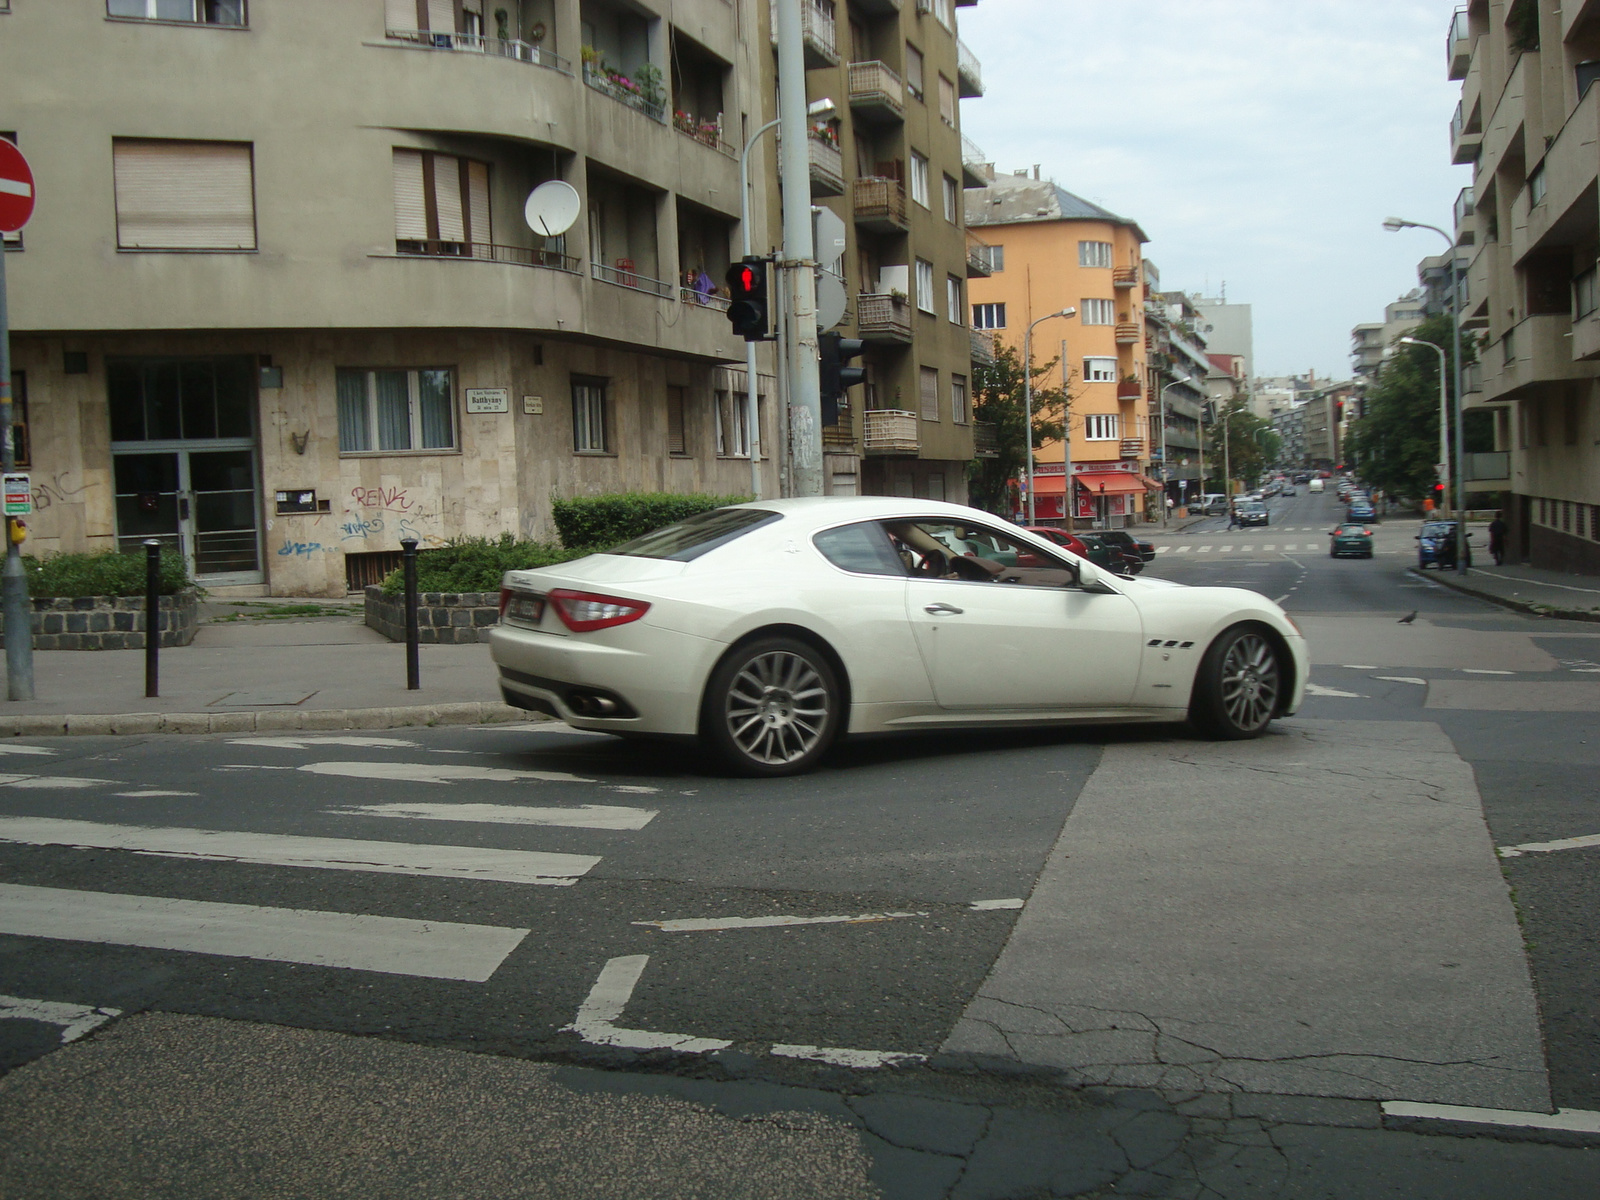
top-left (725, 495), bottom-right (1030, 536)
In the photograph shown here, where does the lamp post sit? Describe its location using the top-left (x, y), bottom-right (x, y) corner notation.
top-left (1399, 335), bottom-right (1450, 523)
top-left (1023, 307), bottom-right (1075, 526)
top-left (1385, 216), bottom-right (1466, 573)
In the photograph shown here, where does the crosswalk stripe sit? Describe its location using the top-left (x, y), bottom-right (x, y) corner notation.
top-left (0, 883), bottom-right (528, 981)
top-left (0, 815), bottom-right (600, 886)
top-left (1176, 545), bottom-right (1191, 553)
top-left (1198, 546), bottom-right (1212, 553)
top-left (332, 801), bottom-right (656, 830)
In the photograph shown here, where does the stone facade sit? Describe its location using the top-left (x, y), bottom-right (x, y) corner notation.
top-left (364, 586), bottom-right (499, 645)
top-left (0, 591), bottom-right (199, 651)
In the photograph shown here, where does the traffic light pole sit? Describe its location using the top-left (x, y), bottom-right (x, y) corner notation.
top-left (739, 117), bottom-right (780, 501)
top-left (774, 0), bottom-right (823, 496)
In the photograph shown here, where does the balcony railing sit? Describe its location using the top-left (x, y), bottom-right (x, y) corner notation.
top-left (969, 327), bottom-right (996, 365)
top-left (1116, 379), bottom-right (1143, 401)
top-left (863, 409), bottom-right (920, 454)
top-left (808, 136), bottom-right (845, 195)
top-left (584, 63), bottom-right (666, 122)
top-left (385, 27), bottom-right (571, 74)
top-left (397, 241), bottom-right (580, 272)
top-left (673, 112), bottom-right (737, 158)
top-left (1454, 185), bottom-right (1475, 230)
top-left (973, 422), bottom-right (999, 457)
top-left (1447, 8), bottom-right (1471, 80)
top-left (680, 287), bottom-right (731, 311)
top-left (1119, 437), bottom-right (1144, 458)
top-left (966, 233), bottom-right (993, 278)
top-left (1112, 266), bottom-right (1138, 288)
top-left (857, 292), bottom-right (913, 341)
top-left (956, 37), bottom-right (983, 97)
top-left (1464, 451), bottom-right (1509, 481)
top-left (853, 176), bottom-right (908, 231)
top-left (770, 0), bottom-right (839, 67)
top-left (591, 260), bottom-right (674, 297)
top-left (848, 60), bottom-right (905, 122)
top-left (1114, 322), bottom-right (1140, 344)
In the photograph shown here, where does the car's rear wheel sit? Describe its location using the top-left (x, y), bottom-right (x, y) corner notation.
top-left (702, 637), bottom-right (841, 776)
top-left (1190, 624), bottom-right (1283, 740)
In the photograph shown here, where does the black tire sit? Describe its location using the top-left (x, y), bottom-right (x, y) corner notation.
top-left (1189, 624), bottom-right (1284, 740)
top-left (701, 637), bottom-right (842, 776)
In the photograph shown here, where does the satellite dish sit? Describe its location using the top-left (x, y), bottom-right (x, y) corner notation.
top-left (523, 180), bottom-right (581, 238)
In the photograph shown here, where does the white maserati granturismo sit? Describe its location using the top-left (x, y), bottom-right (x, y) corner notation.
top-left (490, 497), bottom-right (1307, 775)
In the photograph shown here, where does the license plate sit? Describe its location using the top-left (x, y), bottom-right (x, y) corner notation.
top-left (507, 594), bottom-right (545, 622)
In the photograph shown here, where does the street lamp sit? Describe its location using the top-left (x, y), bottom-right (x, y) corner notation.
top-left (1157, 378), bottom-right (1191, 526)
top-left (1385, 215), bottom-right (1467, 573)
top-left (1399, 335), bottom-right (1451, 525)
top-left (1024, 307), bottom-right (1076, 526)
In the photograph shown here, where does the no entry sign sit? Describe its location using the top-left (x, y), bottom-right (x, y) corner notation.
top-left (0, 141), bottom-right (35, 234)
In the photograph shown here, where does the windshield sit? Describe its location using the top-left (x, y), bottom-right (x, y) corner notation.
top-left (1336, 523), bottom-right (1367, 534)
top-left (1421, 522), bottom-right (1456, 537)
top-left (607, 507), bottom-right (781, 561)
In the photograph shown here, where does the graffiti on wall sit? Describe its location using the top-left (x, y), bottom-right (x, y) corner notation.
top-left (340, 485), bottom-right (443, 548)
top-left (29, 472), bottom-right (97, 512)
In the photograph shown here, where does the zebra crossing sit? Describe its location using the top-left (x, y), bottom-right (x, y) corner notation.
top-left (1156, 542), bottom-right (1401, 555)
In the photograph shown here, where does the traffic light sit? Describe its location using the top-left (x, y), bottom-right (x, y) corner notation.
top-left (725, 256), bottom-right (770, 340)
top-left (1430, 482), bottom-right (1446, 508)
top-left (819, 333), bottom-right (866, 426)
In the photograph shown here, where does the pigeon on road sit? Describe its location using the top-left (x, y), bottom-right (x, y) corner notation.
top-left (1398, 610), bottom-right (1418, 624)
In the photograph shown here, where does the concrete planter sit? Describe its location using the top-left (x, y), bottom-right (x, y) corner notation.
top-left (0, 590), bottom-right (200, 651)
top-left (364, 585), bottom-right (500, 645)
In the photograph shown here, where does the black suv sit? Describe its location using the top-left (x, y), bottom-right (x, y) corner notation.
top-left (1095, 529), bottom-right (1156, 563)
top-left (1233, 501), bottom-right (1269, 527)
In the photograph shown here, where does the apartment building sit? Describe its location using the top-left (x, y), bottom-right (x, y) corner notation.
top-left (964, 168), bottom-right (1156, 527)
top-left (1349, 291), bottom-right (1427, 379)
top-left (1190, 294), bottom-right (1257, 416)
top-left (1144, 279), bottom-right (1207, 505)
top-left (1450, 0), bottom-right (1600, 572)
top-left (778, 0), bottom-right (984, 501)
top-left (0, 0), bottom-right (778, 597)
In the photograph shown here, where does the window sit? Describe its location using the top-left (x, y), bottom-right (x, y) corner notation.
top-left (109, 357), bottom-right (254, 442)
top-left (916, 259), bottom-right (935, 312)
top-left (1084, 413), bottom-right (1119, 440)
top-left (715, 389), bottom-right (750, 457)
top-left (972, 302), bottom-right (1006, 329)
top-left (950, 374), bottom-right (968, 425)
top-left (905, 44), bottom-right (924, 98)
top-left (337, 368), bottom-right (456, 453)
top-left (1529, 164), bottom-right (1547, 207)
top-left (393, 148), bottom-right (491, 255)
top-left (910, 151), bottom-right (929, 207)
top-left (113, 139), bottom-right (255, 250)
top-left (7, 371), bottom-right (27, 467)
top-left (983, 244), bottom-right (1004, 272)
top-left (920, 365), bottom-right (939, 421)
top-left (814, 522), bottom-right (906, 576)
top-left (1083, 357), bottom-right (1117, 383)
top-left (108, 0), bottom-right (246, 25)
top-left (943, 174), bottom-right (959, 223)
top-left (1081, 298), bottom-right (1115, 325)
top-left (1575, 265), bottom-right (1598, 318)
top-left (612, 508), bottom-right (780, 562)
top-left (572, 377), bottom-right (609, 453)
top-left (666, 386), bottom-right (687, 456)
top-left (1078, 241), bottom-right (1113, 269)
top-left (937, 75), bottom-right (956, 126)
top-left (946, 276), bottom-right (963, 323)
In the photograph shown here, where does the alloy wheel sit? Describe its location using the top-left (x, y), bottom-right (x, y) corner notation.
top-left (723, 649), bottom-right (832, 766)
top-left (1219, 633), bottom-right (1280, 733)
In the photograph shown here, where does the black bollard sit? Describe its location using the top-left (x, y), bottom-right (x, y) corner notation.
top-left (401, 538), bottom-right (420, 690)
top-left (143, 539), bottom-right (161, 698)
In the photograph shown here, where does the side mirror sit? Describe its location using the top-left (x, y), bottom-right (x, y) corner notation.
top-left (1075, 560), bottom-right (1117, 593)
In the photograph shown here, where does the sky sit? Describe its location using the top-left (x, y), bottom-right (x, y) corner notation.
top-left (956, 0), bottom-right (1469, 381)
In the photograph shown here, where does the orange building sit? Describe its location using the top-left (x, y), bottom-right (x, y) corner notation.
top-left (965, 168), bottom-right (1156, 526)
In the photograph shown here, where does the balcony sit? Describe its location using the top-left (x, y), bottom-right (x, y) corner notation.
top-left (591, 259), bottom-right (674, 298)
top-left (679, 287), bottom-right (731, 312)
top-left (1515, 82), bottom-right (1600, 264)
top-left (383, 26), bottom-right (572, 74)
top-left (973, 422), bottom-right (999, 458)
top-left (966, 233), bottom-right (993, 278)
top-left (770, 0), bottom-right (839, 70)
top-left (398, 241), bottom-right (581, 273)
top-left (1450, 98), bottom-right (1481, 166)
top-left (848, 61), bottom-right (905, 124)
top-left (1463, 451), bottom-right (1510, 488)
top-left (1493, 313), bottom-right (1593, 400)
top-left (584, 62), bottom-right (666, 123)
top-left (956, 37), bottom-right (983, 98)
top-left (1112, 266), bottom-right (1139, 289)
top-left (1119, 437), bottom-right (1144, 459)
top-left (969, 326), bottom-right (995, 365)
top-left (858, 293), bottom-right (913, 343)
top-left (1447, 8), bottom-right (1471, 81)
top-left (853, 0), bottom-right (902, 14)
top-left (809, 135), bottom-right (845, 196)
top-left (1454, 186), bottom-right (1474, 242)
top-left (853, 176), bottom-right (908, 232)
top-left (863, 409), bottom-right (920, 455)
top-left (1114, 322), bottom-right (1140, 344)
top-left (1116, 379), bottom-right (1143, 401)
top-left (673, 112), bottom-right (737, 159)
top-left (961, 132), bottom-right (988, 188)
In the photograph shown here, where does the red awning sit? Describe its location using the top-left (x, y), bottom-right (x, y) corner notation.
top-left (1032, 472), bottom-right (1151, 496)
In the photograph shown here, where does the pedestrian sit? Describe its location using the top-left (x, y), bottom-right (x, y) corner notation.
top-left (1226, 503), bottom-right (1239, 531)
top-left (693, 267), bottom-right (716, 304)
top-left (1488, 509), bottom-right (1507, 566)
top-left (1165, 494), bottom-right (1175, 516)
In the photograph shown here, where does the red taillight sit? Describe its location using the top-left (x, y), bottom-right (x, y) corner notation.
top-left (498, 586), bottom-right (512, 617)
top-left (1363, 529), bottom-right (1372, 536)
top-left (547, 588), bottom-right (651, 632)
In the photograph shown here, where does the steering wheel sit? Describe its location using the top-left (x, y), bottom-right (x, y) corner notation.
top-left (914, 547), bottom-right (948, 577)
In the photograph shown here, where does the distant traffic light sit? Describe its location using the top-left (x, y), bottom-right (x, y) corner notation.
top-left (819, 333), bottom-right (866, 426)
top-left (725, 256), bottom-right (771, 340)
top-left (1430, 482), bottom-right (1446, 507)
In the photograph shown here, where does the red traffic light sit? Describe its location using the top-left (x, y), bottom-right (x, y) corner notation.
top-left (725, 256), bottom-right (770, 340)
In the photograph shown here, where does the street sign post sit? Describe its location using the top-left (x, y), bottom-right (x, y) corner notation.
top-left (0, 139), bottom-right (35, 699)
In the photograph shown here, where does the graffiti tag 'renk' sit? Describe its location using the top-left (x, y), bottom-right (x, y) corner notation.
top-left (277, 541), bottom-right (324, 557)
top-left (350, 486), bottom-right (416, 511)
top-left (340, 516), bottom-right (384, 540)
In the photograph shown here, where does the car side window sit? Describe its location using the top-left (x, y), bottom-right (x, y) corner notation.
top-left (885, 519), bottom-right (1077, 587)
top-left (813, 522), bottom-right (908, 577)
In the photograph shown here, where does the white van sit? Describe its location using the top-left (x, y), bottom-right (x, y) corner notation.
top-left (1200, 493), bottom-right (1230, 515)
top-left (1308, 478), bottom-right (1325, 494)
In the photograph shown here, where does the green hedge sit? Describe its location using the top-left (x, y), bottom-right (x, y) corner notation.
top-left (551, 492), bottom-right (750, 550)
top-left (379, 534), bottom-right (589, 597)
top-left (24, 548), bottom-right (193, 599)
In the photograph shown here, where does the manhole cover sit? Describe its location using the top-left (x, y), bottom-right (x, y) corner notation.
top-left (209, 690), bottom-right (319, 707)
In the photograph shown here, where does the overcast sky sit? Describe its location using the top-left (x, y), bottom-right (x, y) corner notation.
top-left (957, 0), bottom-right (1468, 381)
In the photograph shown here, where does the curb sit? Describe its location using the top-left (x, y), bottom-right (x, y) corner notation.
top-left (1409, 568), bottom-right (1600, 624)
top-left (0, 701), bottom-right (533, 738)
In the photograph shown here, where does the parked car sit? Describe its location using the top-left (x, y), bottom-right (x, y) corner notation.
top-left (1022, 527), bottom-right (1143, 576)
top-left (490, 498), bottom-right (1308, 774)
top-left (1095, 529), bottom-right (1157, 563)
top-left (1234, 501), bottom-right (1270, 527)
top-left (1281, 484), bottom-right (1297, 497)
top-left (1328, 522), bottom-right (1374, 559)
top-left (1077, 532), bottom-right (1146, 576)
top-left (1346, 499), bottom-right (1378, 522)
top-left (1200, 493), bottom-right (1230, 515)
top-left (1417, 520), bottom-right (1471, 569)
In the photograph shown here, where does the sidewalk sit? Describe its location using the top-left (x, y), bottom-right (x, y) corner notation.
top-left (1413, 562), bottom-right (1600, 622)
top-left (0, 599), bottom-right (520, 737)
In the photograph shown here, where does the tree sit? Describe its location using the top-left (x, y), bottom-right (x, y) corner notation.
top-left (1201, 397), bottom-right (1276, 491)
top-left (967, 341), bottom-right (1068, 516)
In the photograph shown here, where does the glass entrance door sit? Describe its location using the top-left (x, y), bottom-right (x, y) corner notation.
top-left (113, 448), bottom-right (262, 582)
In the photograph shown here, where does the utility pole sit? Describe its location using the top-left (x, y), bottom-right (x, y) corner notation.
top-left (773, 0), bottom-right (823, 496)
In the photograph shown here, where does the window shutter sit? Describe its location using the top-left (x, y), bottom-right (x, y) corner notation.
top-left (426, 0), bottom-right (454, 32)
top-left (466, 159), bottom-right (490, 251)
top-left (666, 386), bottom-right (686, 454)
top-left (432, 154), bottom-right (465, 242)
top-left (920, 366), bottom-right (939, 421)
top-left (384, 0), bottom-right (418, 31)
top-left (113, 139), bottom-right (256, 250)
top-left (392, 149), bottom-right (427, 240)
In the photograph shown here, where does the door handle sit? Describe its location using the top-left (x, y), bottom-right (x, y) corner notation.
top-left (923, 603), bottom-right (963, 615)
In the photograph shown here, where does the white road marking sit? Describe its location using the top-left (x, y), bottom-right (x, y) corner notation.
top-left (634, 911), bottom-right (926, 933)
top-left (969, 898), bottom-right (1024, 911)
top-left (113, 790), bottom-right (198, 798)
top-left (1220, 546), bottom-right (1235, 553)
top-left (1462, 669), bottom-right (1515, 675)
top-left (1381, 1100), bottom-right (1600, 1134)
top-left (563, 955), bottom-right (730, 1053)
top-left (0, 816), bottom-right (600, 885)
top-left (1341, 665), bottom-right (1378, 670)
top-left (1197, 546), bottom-right (1213, 553)
top-left (771, 1044), bottom-right (927, 1069)
top-left (1262, 544), bottom-right (1276, 551)
top-left (1497, 833), bottom-right (1600, 858)
top-left (1272, 594), bottom-right (1290, 604)
top-left (334, 801), bottom-right (656, 830)
top-left (1303, 683), bottom-right (1366, 698)
top-left (0, 774), bottom-right (112, 789)
top-left (228, 736), bottom-right (420, 750)
top-left (297, 761), bottom-right (596, 786)
top-left (0, 993), bottom-right (122, 1042)
top-left (0, 883), bottom-right (527, 981)
top-left (1175, 545), bottom-right (1191, 554)
top-left (1376, 676), bottom-right (1428, 685)
top-left (0, 745), bottom-right (55, 757)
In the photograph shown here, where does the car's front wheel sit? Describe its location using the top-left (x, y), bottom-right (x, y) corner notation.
top-left (1189, 624), bottom-right (1283, 740)
top-left (702, 637), bottom-right (842, 776)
